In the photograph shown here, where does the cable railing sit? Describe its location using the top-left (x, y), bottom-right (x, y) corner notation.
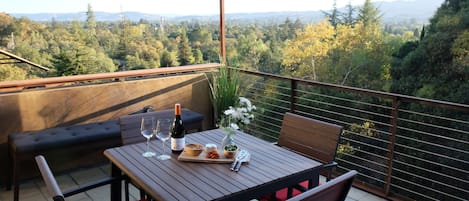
top-left (1, 64), bottom-right (466, 200)
top-left (234, 67), bottom-right (469, 201)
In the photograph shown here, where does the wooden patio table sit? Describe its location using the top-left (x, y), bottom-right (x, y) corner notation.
top-left (104, 128), bottom-right (322, 201)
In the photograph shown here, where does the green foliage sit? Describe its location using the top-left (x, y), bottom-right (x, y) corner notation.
top-left (0, 13), bottom-right (15, 47)
top-left (208, 67), bottom-right (239, 121)
top-left (0, 0), bottom-right (465, 108)
top-left (160, 49), bottom-right (179, 67)
top-left (0, 65), bottom-right (28, 80)
top-left (391, 0), bottom-right (469, 104)
top-left (52, 43), bottom-right (115, 76)
top-left (177, 29), bottom-right (195, 65)
top-left (358, 0), bottom-right (382, 27)
top-left (336, 142), bottom-right (355, 159)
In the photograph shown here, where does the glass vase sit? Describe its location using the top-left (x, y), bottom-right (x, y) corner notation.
top-left (221, 129), bottom-right (235, 149)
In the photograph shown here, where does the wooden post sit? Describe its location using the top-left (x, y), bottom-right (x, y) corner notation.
top-left (219, 0), bottom-right (226, 64)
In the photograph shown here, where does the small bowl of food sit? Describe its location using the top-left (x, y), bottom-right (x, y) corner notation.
top-left (205, 144), bottom-right (220, 159)
top-left (184, 143), bottom-right (204, 156)
top-left (223, 144), bottom-right (238, 158)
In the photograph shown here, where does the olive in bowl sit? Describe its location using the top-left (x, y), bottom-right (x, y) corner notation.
top-left (223, 144), bottom-right (238, 158)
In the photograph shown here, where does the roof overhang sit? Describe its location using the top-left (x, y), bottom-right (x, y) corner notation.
top-left (0, 49), bottom-right (49, 71)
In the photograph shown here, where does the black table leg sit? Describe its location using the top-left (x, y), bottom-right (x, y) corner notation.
top-left (110, 163), bottom-right (122, 201)
top-left (309, 169), bottom-right (320, 189)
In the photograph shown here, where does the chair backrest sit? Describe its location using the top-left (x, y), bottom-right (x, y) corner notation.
top-left (278, 112), bottom-right (343, 164)
top-left (35, 155), bottom-right (66, 201)
top-left (287, 170), bottom-right (358, 201)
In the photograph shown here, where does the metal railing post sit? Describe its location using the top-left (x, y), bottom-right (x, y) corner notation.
top-left (290, 79), bottom-right (297, 113)
top-left (384, 97), bottom-right (400, 196)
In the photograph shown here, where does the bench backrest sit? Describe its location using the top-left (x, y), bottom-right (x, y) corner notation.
top-left (120, 111), bottom-right (170, 145)
top-left (278, 112), bottom-right (343, 164)
top-left (287, 170), bottom-right (357, 201)
top-left (119, 109), bottom-right (204, 145)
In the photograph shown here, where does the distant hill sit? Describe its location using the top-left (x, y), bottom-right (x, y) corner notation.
top-left (10, 0), bottom-right (444, 24)
top-left (377, 0), bottom-right (443, 23)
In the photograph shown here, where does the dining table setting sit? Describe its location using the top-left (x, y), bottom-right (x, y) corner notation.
top-left (104, 128), bottom-right (322, 201)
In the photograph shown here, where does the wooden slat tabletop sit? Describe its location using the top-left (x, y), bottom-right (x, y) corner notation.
top-left (104, 129), bottom-right (322, 201)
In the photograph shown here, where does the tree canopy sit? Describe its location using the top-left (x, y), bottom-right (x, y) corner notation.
top-left (390, 0), bottom-right (469, 104)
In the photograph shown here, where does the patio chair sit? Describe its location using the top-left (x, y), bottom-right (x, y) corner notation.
top-left (277, 112), bottom-right (343, 198)
top-left (286, 170), bottom-right (357, 201)
top-left (35, 155), bottom-right (122, 201)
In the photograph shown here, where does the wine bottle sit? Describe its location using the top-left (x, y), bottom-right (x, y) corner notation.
top-left (170, 103), bottom-right (185, 153)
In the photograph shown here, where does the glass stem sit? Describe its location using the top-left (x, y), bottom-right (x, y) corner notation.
top-left (146, 138), bottom-right (150, 153)
top-left (162, 141), bottom-right (166, 155)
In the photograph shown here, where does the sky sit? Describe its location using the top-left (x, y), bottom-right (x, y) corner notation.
top-left (0, 0), bottom-right (405, 15)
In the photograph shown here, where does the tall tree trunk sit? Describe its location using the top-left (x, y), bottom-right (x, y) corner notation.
top-left (311, 57), bottom-right (317, 81)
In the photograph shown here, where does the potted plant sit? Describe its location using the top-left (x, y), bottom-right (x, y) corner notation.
top-left (208, 67), bottom-right (256, 147)
top-left (208, 66), bottom-right (239, 124)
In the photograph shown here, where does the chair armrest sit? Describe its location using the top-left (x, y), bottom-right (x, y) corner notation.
top-left (35, 155), bottom-right (64, 199)
top-left (322, 161), bottom-right (337, 169)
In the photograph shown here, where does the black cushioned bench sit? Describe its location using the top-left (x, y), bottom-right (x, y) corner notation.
top-left (7, 120), bottom-right (122, 201)
top-left (7, 108), bottom-right (204, 201)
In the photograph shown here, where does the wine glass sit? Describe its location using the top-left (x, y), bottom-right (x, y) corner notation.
top-left (140, 116), bottom-right (156, 157)
top-left (155, 119), bottom-right (171, 160)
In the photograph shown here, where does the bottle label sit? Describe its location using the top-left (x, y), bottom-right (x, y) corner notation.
top-left (171, 137), bottom-right (185, 151)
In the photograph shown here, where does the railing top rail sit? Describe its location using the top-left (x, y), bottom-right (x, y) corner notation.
top-left (0, 63), bottom-right (221, 92)
top-left (232, 67), bottom-right (469, 112)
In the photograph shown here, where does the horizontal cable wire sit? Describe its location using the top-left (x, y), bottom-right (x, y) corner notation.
top-left (389, 182), bottom-right (439, 201)
top-left (396, 134), bottom-right (469, 155)
top-left (253, 112), bottom-right (283, 126)
top-left (252, 117), bottom-right (282, 131)
top-left (296, 95), bottom-right (393, 120)
top-left (399, 108), bottom-right (469, 125)
top-left (340, 146), bottom-right (391, 162)
top-left (295, 111), bottom-right (392, 139)
top-left (393, 150), bottom-right (469, 174)
top-left (393, 167), bottom-right (469, 193)
top-left (296, 103), bottom-right (393, 128)
top-left (393, 159), bottom-right (469, 185)
top-left (395, 142), bottom-right (469, 165)
top-left (398, 117), bottom-right (469, 137)
top-left (397, 125), bottom-right (469, 145)
top-left (337, 160), bottom-right (387, 184)
top-left (338, 166), bottom-right (386, 186)
top-left (336, 158), bottom-right (387, 177)
top-left (338, 151), bottom-right (389, 169)
top-left (391, 174), bottom-right (466, 201)
top-left (344, 129), bottom-right (392, 145)
top-left (245, 88), bottom-right (291, 104)
top-left (341, 137), bottom-right (391, 153)
top-left (247, 85), bottom-right (292, 100)
top-left (295, 88), bottom-right (394, 110)
top-left (248, 127), bottom-right (279, 141)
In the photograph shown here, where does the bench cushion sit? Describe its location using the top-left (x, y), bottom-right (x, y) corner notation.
top-left (9, 120), bottom-right (120, 153)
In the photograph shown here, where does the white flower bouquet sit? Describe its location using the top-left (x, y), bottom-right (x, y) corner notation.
top-left (220, 97), bottom-right (256, 135)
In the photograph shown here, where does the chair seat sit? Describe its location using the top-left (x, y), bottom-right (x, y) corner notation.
top-left (259, 181), bottom-right (308, 201)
